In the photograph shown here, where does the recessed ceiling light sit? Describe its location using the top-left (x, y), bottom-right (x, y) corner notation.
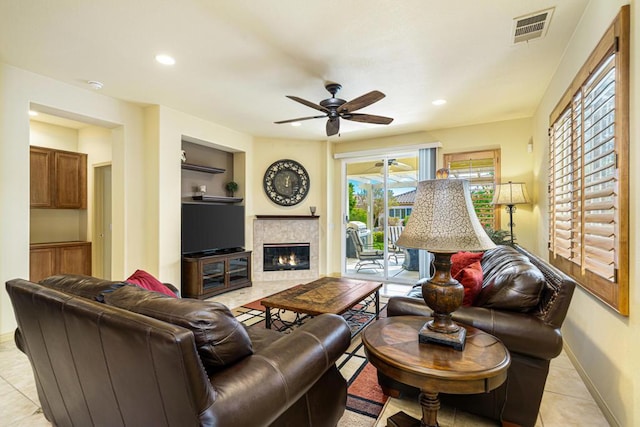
top-left (432, 99), bottom-right (447, 106)
top-left (87, 80), bottom-right (103, 90)
top-left (291, 122), bottom-right (302, 127)
top-left (155, 54), bottom-right (176, 65)
top-left (28, 110), bottom-right (38, 117)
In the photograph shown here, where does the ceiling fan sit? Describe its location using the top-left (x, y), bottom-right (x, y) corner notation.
top-left (274, 83), bottom-right (394, 137)
top-left (364, 159), bottom-right (412, 173)
top-left (374, 159), bottom-right (412, 171)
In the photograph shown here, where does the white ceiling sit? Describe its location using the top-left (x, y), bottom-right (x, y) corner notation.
top-left (0, 0), bottom-right (590, 141)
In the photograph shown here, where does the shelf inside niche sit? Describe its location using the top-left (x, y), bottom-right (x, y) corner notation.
top-left (192, 195), bottom-right (243, 203)
top-left (181, 163), bottom-right (225, 174)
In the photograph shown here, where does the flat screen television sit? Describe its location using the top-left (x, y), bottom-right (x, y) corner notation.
top-left (181, 203), bottom-right (245, 255)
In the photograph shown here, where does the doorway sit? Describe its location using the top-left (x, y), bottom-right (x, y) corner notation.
top-left (343, 154), bottom-right (417, 283)
top-left (94, 164), bottom-right (112, 279)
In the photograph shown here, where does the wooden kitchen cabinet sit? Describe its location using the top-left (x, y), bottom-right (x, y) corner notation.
top-left (30, 146), bottom-right (87, 209)
top-left (30, 241), bottom-right (91, 282)
top-left (30, 146), bottom-right (54, 207)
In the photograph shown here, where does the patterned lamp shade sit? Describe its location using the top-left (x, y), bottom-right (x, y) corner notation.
top-left (492, 181), bottom-right (530, 205)
top-left (396, 179), bottom-right (495, 253)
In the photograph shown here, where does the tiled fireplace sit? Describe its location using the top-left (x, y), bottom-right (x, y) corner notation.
top-left (253, 216), bottom-right (319, 281)
top-left (263, 243), bottom-right (311, 271)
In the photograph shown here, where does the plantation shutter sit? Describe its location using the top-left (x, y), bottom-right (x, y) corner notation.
top-left (547, 5), bottom-right (629, 315)
top-left (549, 53), bottom-right (617, 281)
top-left (549, 108), bottom-right (574, 261)
top-left (444, 150), bottom-right (500, 229)
top-left (581, 54), bottom-right (617, 280)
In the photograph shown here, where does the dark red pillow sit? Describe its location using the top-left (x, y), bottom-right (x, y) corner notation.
top-left (451, 251), bottom-right (484, 278)
top-left (453, 260), bottom-right (483, 307)
top-left (126, 269), bottom-right (177, 298)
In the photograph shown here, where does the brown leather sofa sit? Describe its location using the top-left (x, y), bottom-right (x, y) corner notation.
top-left (7, 275), bottom-right (351, 427)
top-left (379, 245), bottom-right (576, 427)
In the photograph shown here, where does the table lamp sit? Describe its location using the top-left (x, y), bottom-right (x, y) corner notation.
top-left (492, 181), bottom-right (530, 245)
top-left (396, 175), bottom-right (495, 350)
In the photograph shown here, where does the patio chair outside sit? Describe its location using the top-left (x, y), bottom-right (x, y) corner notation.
top-left (387, 225), bottom-right (405, 264)
top-left (346, 227), bottom-right (384, 272)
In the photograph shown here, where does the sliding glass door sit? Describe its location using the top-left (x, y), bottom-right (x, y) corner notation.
top-left (343, 153), bottom-right (422, 283)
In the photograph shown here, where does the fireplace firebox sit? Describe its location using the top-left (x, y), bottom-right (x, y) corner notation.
top-left (263, 243), bottom-right (310, 271)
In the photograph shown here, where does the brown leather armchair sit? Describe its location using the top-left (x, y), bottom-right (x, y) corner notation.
top-left (379, 245), bottom-right (576, 427)
top-left (7, 276), bottom-right (351, 427)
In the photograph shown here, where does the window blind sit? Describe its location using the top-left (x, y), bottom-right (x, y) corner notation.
top-left (549, 53), bottom-right (617, 281)
top-left (547, 5), bottom-right (629, 315)
top-left (444, 150), bottom-right (500, 229)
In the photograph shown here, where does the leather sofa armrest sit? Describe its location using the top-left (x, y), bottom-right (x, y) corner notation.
top-left (208, 314), bottom-right (351, 426)
top-left (451, 306), bottom-right (563, 360)
top-left (388, 296), bottom-right (432, 317)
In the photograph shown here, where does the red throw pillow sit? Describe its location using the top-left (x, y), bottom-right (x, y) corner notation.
top-left (451, 251), bottom-right (484, 278)
top-left (453, 260), bottom-right (483, 307)
top-left (126, 269), bottom-right (177, 298)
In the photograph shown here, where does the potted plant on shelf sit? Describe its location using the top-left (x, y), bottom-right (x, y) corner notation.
top-left (225, 181), bottom-right (239, 198)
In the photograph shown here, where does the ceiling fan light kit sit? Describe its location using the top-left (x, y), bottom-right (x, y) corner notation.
top-left (275, 82), bottom-right (394, 137)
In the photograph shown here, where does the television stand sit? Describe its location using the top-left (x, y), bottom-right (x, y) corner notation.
top-left (182, 250), bottom-right (252, 299)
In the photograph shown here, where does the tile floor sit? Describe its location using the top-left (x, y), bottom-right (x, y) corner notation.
top-left (0, 280), bottom-right (608, 426)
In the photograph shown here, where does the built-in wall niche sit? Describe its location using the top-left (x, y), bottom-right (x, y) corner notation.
top-left (181, 140), bottom-right (234, 201)
top-left (29, 120), bottom-right (88, 244)
top-left (29, 110), bottom-right (115, 280)
top-left (30, 209), bottom-right (87, 243)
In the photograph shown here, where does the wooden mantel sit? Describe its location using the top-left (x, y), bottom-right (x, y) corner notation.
top-left (256, 215), bottom-right (319, 220)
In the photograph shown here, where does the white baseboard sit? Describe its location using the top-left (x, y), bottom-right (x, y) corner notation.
top-left (562, 343), bottom-right (619, 427)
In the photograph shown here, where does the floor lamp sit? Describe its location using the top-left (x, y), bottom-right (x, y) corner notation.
top-left (492, 181), bottom-right (530, 245)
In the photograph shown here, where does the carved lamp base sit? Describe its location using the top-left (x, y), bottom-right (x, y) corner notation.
top-left (419, 322), bottom-right (466, 351)
top-left (419, 252), bottom-right (466, 351)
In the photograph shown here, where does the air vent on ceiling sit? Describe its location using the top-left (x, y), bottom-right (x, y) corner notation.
top-left (512, 7), bottom-right (554, 44)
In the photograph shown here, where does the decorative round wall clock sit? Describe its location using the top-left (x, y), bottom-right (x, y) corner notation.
top-left (263, 159), bottom-right (310, 206)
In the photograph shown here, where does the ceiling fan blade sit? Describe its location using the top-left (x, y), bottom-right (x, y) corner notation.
top-left (338, 90), bottom-right (385, 113)
top-left (326, 118), bottom-right (340, 136)
top-left (274, 115), bottom-right (326, 124)
top-left (393, 162), bottom-right (413, 171)
top-left (286, 95), bottom-right (329, 113)
top-left (375, 159), bottom-right (397, 167)
top-left (343, 113), bottom-right (394, 125)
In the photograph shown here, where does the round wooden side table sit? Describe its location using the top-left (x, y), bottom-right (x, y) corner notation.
top-left (362, 316), bottom-right (510, 427)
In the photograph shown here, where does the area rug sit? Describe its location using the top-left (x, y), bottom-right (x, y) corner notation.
top-left (340, 341), bottom-right (388, 418)
top-left (232, 296), bottom-right (389, 420)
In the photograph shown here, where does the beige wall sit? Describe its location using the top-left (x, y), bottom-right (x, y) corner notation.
top-left (251, 137), bottom-right (329, 274)
top-left (252, 137), bottom-right (327, 217)
top-left (0, 63), bottom-right (145, 337)
top-left (29, 120), bottom-right (78, 151)
top-left (532, 1), bottom-right (638, 425)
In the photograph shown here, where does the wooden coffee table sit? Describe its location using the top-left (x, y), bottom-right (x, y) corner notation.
top-left (260, 277), bottom-right (382, 335)
top-left (362, 316), bottom-right (510, 427)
